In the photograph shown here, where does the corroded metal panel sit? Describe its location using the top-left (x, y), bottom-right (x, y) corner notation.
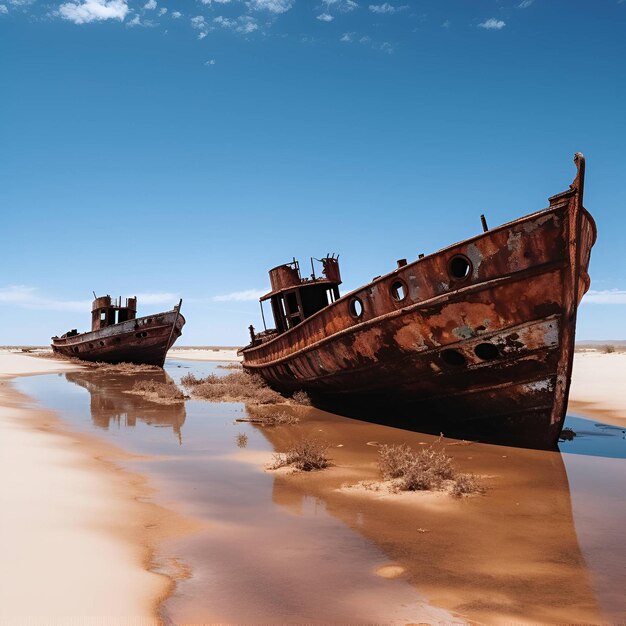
top-left (242, 154), bottom-right (596, 449)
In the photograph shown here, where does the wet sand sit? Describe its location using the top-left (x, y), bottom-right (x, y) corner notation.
top-left (0, 351), bottom-right (195, 625)
top-left (168, 347), bottom-right (241, 362)
top-left (3, 348), bottom-right (626, 623)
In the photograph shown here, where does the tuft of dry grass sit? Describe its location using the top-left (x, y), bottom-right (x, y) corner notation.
top-left (128, 379), bottom-right (185, 403)
top-left (291, 390), bottom-right (312, 406)
top-left (378, 440), bottom-right (483, 496)
top-left (180, 371), bottom-right (283, 404)
top-left (602, 344), bottom-right (616, 354)
top-left (217, 363), bottom-right (243, 370)
top-left (270, 438), bottom-right (330, 471)
top-left (236, 432), bottom-right (249, 448)
top-left (236, 407), bottom-right (299, 427)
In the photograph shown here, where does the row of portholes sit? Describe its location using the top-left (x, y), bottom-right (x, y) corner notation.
top-left (73, 337), bottom-right (125, 353)
top-left (348, 254), bottom-right (473, 320)
top-left (441, 342), bottom-right (500, 367)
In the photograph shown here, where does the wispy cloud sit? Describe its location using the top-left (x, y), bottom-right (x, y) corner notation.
top-left (478, 18), bottom-right (506, 30)
top-left (518, 0), bottom-right (534, 7)
top-left (58, 0), bottom-right (128, 24)
top-left (143, 0), bottom-right (156, 9)
top-left (205, 58), bottom-right (216, 65)
top-left (191, 14), bottom-right (209, 37)
top-left (171, 10), bottom-right (181, 18)
top-left (247, 0), bottom-right (292, 13)
top-left (317, 12), bottom-right (333, 21)
top-left (0, 286), bottom-right (178, 311)
top-left (369, 3), bottom-right (407, 14)
top-left (0, 5), bottom-right (8, 13)
top-left (213, 289), bottom-right (265, 302)
top-left (322, 0), bottom-right (358, 13)
top-left (582, 289), bottom-right (626, 305)
top-left (214, 14), bottom-right (258, 33)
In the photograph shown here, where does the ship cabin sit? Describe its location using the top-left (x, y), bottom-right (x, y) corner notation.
top-left (254, 256), bottom-right (341, 343)
top-left (91, 295), bottom-right (137, 331)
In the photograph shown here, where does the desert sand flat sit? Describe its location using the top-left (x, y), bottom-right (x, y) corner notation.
top-left (168, 347), bottom-right (241, 362)
top-left (569, 352), bottom-right (626, 428)
top-left (0, 351), bottom-right (173, 625)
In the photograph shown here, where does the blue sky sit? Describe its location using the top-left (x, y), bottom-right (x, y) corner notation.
top-left (1, 0), bottom-right (625, 345)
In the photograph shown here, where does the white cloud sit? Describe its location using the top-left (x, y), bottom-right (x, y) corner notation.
top-left (441, 19), bottom-right (450, 28)
top-left (0, 286), bottom-right (90, 312)
top-left (201, 0), bottom-right (232, 3)
top-left (0, 286), bottom-right (179, 311)
top-left (214, 14), bottom-right (258, 33)
top-left (143, 0), bottom-right (156, 9)
top-left (205, 58), bottom-right (216, 65)
top-left (191, 14), bottom-right (210, 37)
top-left (58, 0), bottom-right (128, 23)
top-left (213, 289), bottom-right (265, 302)
top-left (171, 10), bottom-right (181, 17)
top-left (0, 5), bottom-right (7, 13)
top-left (8, 0), bottom-right (34, 5)
top-left (340, 31), bottom-right (353, 41)
top-left (518, 0), bottom-right (534, 7)
top-left (369, 3), bottom-right (406, 14)
top-left (247, 0), bottom-right (292, 13)
top-left (158, 6), bottom-right (166, 14)
top-left (323, 0), bottom-right (357, 12)
top-left (582, 290), bottom-right (626, 305)
top-left (317, 12), bottom-right (333, 21)
top-left (478, 18), bottom-right (506, 30)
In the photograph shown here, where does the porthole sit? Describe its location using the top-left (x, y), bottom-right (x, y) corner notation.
top-left (135, 332), bottom-right (142, 339)
top-left (73, 347), bottom-right (79, 353)
top-left (99, 341), bottom-right (105, 346)
top-left (474, 343), bottom-right (499, 361)
top-left (349, 297), bottom-right (364, 319)
top-left (88, 343), bottom-right (94, 349)
top-left (448, 255), bottom-right (472, 280)
top-left (146, 318), bottom-right (153, 324)
top-left (441, 349), bottom-right (466, 367)
top-left (390, 280), bottom-right (408, 302)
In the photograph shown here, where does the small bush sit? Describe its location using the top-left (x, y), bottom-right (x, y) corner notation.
top-left (451, 473), bottom-right (484, 497)
top-left (291, 390), bottom-right (312, 406)
top-left (271, 438), bottom-right (330, 471)
top-left (378, 441), bottom-right (482, 496)
top-left (181, 371), bottom-right (283, 404)
top-left (130, 379), bottom-right (185, 402)
top-left (236, 432), bottom-right (249, 448)
top-left (217, 363), bottom-right (243, 370)
top-left (602, 344), bottom-right (616, 354)
top-left (237, 407), bottom-right (299, 427)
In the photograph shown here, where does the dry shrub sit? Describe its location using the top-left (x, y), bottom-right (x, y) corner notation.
top-left (378, 441), bottom-right (483, 496)
top-left (217, 363), bottom-right (243, 370)
top-left (271, 438), bottom-right (330, 471)
top-left (237, 406), bottom-right (299, 427)
top-left (181, 371), bottom-right (283, 404)
top-left (602, 344), bottom-right (616, 354)
top-left (236, 432), bottom-right (249, 448)
top-left (291, 390), bottom-right (312, 406)
top-left (451, 473), bottom-right (484, 497)
top-left (130, 379), bottom-right (185, 402)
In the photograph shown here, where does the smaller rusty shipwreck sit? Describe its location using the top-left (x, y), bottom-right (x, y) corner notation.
top-left (241, 153), bottom-right (596, 449)
top-left (52, 295), bottom-right (185, 366)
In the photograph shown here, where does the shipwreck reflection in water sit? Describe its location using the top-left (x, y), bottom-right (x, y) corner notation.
top-left (64, 370), bottom-right (186, 442)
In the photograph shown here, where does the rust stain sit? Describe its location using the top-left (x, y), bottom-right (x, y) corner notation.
top-left (241, 154), bottom-right (596, 449)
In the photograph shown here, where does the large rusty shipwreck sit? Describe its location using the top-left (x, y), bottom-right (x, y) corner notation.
top-left (241, 153), bottom-right (596, 449)
top-left (52, 295), bottom-right (185, 366)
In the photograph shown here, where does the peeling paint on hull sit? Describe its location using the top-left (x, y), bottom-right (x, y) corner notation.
top-left (52, 310), bottom-right (186, 367)
top-left (242, 154), bottom-right (596, 449)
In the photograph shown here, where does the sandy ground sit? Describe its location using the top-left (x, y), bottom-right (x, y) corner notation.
top-left (168, 347), bottom-right (241, 362)
top-left (0, 350), bottom-right (191, 625)
top-left (569, 351), bottom-right (626, 427)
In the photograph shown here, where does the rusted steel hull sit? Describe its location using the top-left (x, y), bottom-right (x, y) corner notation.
top-left (242, 155), bottom-right (596, 449)
top-left (51, 309), bottom-right (185, 366)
